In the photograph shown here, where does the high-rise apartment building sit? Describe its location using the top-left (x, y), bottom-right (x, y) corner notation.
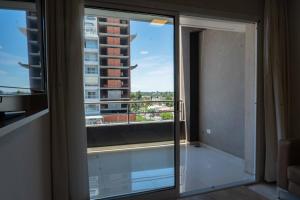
top-left (84, 15), bottom-right (131, 125)
top-left (19, 11), bottom-right (44, 93)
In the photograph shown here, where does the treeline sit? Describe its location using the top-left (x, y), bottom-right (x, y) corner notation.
top-left (131, 91), bottom-right (174, 100)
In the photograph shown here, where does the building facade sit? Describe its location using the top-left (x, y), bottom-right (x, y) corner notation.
top-left (18, 11), bottom-right (44, 93)
top-left (84, 15), bottom-right (131, 125)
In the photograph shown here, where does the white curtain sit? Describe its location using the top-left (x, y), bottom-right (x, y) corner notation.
top-left (179, 27), bottom-right (191, 141)
top-left (46, 0), bottom-right (89, 199)
top-left (264, 0), bottom-right (289, 182)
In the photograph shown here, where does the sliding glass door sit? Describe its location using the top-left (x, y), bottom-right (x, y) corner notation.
top-left (83, 6), bottom-right (179, 200)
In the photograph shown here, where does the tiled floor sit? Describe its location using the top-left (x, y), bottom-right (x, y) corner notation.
top-left (87, 144), bottom-right (254, 199)
top-left (180, 186), bottom-right (268, 200)
top-left (248, 183), bottom-right (278, 200)
top-left (180, 144), bottom-right (254, 194)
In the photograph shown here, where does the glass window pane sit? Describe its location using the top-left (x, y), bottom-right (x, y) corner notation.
top-left (84, 8), bottom-right (175, 199)
top-left (0, 2), bottom-right (45, 95)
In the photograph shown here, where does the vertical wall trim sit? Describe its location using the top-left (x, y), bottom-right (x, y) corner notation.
top-left (189, 32), bottom-right (200, 142)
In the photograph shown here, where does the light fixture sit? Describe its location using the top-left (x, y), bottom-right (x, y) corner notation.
top-left (150, 19), bottom-right (168, 26)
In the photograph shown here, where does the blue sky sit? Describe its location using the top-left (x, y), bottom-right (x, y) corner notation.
top-left (130, 20), bottom-right (174, 92)
top-left (0, 10), bottom-right (175, 93)
top-left (0, 9), bottom-right (29, 92)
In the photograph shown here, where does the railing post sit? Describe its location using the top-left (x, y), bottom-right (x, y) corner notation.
top-left (127, 103), bottom-right (130, 124)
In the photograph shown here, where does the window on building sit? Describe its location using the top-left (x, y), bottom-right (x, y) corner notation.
top-left (85, 39), bottom-right (98, 49)
top-left (85, 90), bottom-right (98, 99)
top-left (85, 65), bottom-right (98, 74)
top-left (85, 76), bottom-right (98, 86)
top-left (84, 52), bottom-right (98, 62)
top-left (85, 104), bottom-right (100, 113)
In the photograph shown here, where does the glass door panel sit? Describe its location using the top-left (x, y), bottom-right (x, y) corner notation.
top-left (83, 8), bottom-right (176, 199)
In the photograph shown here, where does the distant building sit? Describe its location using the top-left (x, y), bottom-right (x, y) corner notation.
top-left (84, 15), bottom-right (133, 125)
top-left (19, 11), bottom-right (44, 93)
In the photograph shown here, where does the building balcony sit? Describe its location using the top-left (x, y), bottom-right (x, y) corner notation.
top-left (29, 52), bottom-right (40, 56)
top-left (85, 32), bottom-right (98, 38)
top-left (99, 55), bottom-right (129, 59)
top-left (100, 37), bottom-right (129, 46)
top-left (100, 76), bottom-right (129, 80)
top-left (100, 83), bottom-right (129, 89)
top-left (100, 95), bottom-right (130, 100)
top-left (29, 40), bottom-right (39, 44)
top-left (85, 98), bottom-right (100, 103)
top-left (100, 65), bottom-right (129, 69)
top-left (84, 60), bottom-right (99, 65)
top-left (100, 87), bottom-right (129, 90)
top-left (85, 16), bottom-right (97, 22)
top-left (27, 28), bottom-right (39, 32)
top-left (27, 15), bottom-right (37, 20)
top-left (99, 43), bottom-right (129, 48)
top-left (98, 21), bottom-right (129, 27)
top-left (100, 107), bottom-right (128, 111)
top-left (84, 72), bottom-right (99, 77)
top-left (84, 48), bottom-right (98, 53)
top-left (85, 110), bottom-right (101, 116)
top-left (99, 32), bottom-right (129, 38)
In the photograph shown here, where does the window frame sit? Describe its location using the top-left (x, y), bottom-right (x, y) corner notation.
top-left (83, 2), bottom-right (180, 200)
top-left (0, 0), bottom-right (48, 129)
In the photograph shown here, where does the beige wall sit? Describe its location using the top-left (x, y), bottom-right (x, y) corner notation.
top-left (0, 114), bottom-right (51, 200)
top-left (198, 29), bottom-right (246, 158)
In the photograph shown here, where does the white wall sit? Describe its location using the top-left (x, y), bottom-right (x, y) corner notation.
top-left (0, 113), bottom-right (52, 200)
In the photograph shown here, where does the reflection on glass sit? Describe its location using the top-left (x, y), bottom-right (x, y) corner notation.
top-left (84, 8), bottom-right (175, 199)
top-left (0, 7), bottom-right (43, 95)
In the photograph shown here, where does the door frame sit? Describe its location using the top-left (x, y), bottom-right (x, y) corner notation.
top-left (179, 15), bottom-right (259, 195)
top-left (84, 1), bottom-right (181, 200)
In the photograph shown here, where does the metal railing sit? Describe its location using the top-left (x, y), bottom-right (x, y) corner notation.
top-left (84, 100), bottom-right (184, 126)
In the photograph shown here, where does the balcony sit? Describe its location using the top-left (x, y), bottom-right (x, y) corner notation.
top-left (85, 67), bottom-right (99, 76)
top-left (86, 100), bottom-right (254, 199)
top-left (98, 21), bottom-right (129, 27)
top-left (101, 79), bottom-right (129, 89)
top-left (84, 54), bottom-right (99, 65)
top-left (100, 37), bottom-right (129, 47)
top-left (99, 26), bottom-right (129, 37)
top-left (100, 95), bottom-right (130, 100)
top-left (99, 55), bottom-right (129, 59)
top-left (100, 65), bottom-right (129, 69)
top-left (99, 43), bottom-right (129, 48)
top-left (86, 100), bottom-right (175, 124)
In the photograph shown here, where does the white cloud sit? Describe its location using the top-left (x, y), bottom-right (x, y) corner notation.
top-left (131, 55), bottom-right (174, 92)
top-left (140, 50), bottom-right (149, 55)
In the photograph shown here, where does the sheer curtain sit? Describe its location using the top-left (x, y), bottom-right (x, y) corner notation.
top-left (46, 0), bottom-right (89, 199)
top-left (264, 0), bottom-right (289, 182)
top-left (179, 27), bottom-right (191, 141)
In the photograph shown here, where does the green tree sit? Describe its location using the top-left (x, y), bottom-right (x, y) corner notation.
top-left (136, 91), bottom-right (142, 100)
top-left (165, 95), bottom-right (173, 107)
top-left (160, 112), bottom-right (174, 120)
top-left (136, 114), bottom-right (146, 122)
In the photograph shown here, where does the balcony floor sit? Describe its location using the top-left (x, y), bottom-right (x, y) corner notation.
top-left (87, 143), bottom-right (254, 199)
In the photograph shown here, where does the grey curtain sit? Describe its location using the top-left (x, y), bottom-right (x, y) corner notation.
top-left (264, 0), bottom-right (289, 182)
top-left (46, 0), bottom-right (89, 199)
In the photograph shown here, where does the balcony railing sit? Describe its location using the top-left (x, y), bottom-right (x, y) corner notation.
top-left (84, 100), bottom-right (184, 126)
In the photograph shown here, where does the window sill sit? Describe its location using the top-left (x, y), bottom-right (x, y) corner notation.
top-left (0, 109), bottom-right (49, 139)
